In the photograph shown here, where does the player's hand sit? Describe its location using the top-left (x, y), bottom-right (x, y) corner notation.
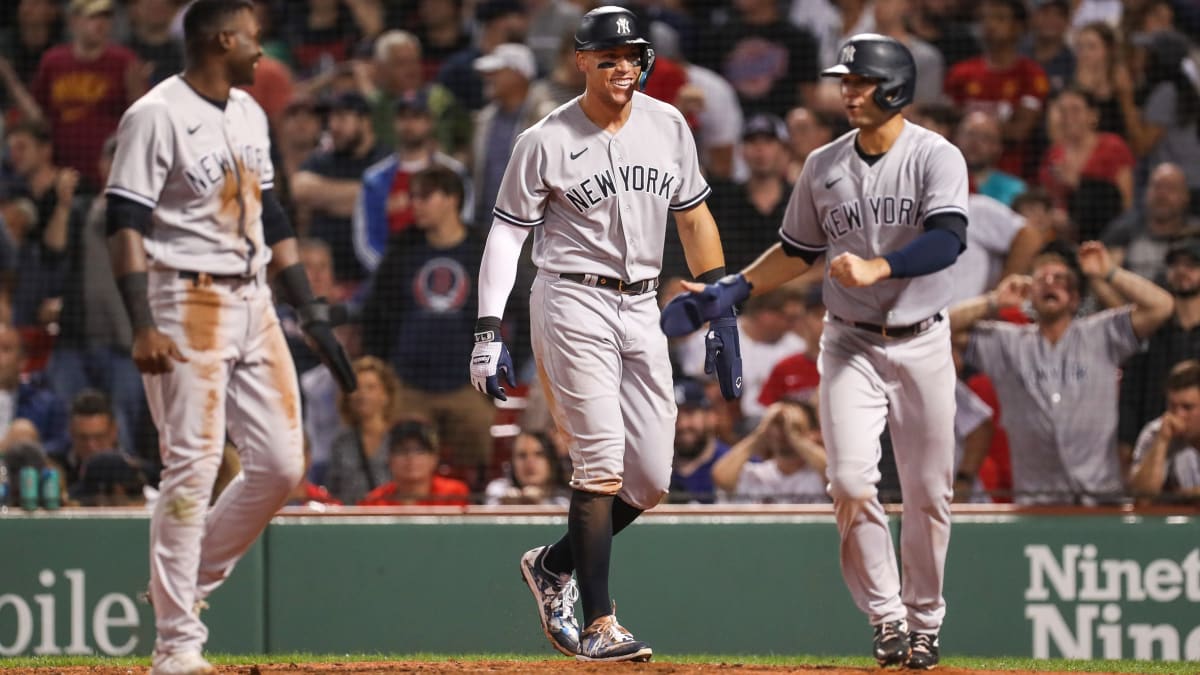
top-left (55, 169), bottom-right (79, 203)
top-left (471, 320), bottom-right (516, 401)
top-left (1077, 241), bottom-right (1115, 280)
top-left (299, 299), bottom-right (357, 393)
top-left (829, 253), bottom-right (890, 288)
top-left (704, 316), bottom-right (742, 400)
top-left (659, 274), bottom-right (752, 337)
top-left (132, 327), bottom-right (188, 374)
top-left (991, 274), bottom-right (1032, 308)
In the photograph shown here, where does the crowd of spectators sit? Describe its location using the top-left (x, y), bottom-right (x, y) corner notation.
top-left (2, 0), bottom-right (1200, 508)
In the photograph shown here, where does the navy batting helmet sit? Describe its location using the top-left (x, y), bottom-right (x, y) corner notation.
top-left (821, 34), bottom-right (917, 113)
top-left (575, 6), bottom-right (655, 90)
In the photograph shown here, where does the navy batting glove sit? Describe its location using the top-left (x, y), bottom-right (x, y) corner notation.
top-left (705, 316), bottom-right (743, 400)
top-left (470, 318), bottom-right (516, 401)
top-left (659, 274), bottom-right (753, 337)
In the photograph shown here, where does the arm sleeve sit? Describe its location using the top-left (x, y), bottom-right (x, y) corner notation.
top-left (105, 102), bottom-right (174, 208)
top-left (778, 161), bottom-right (826, 262)
top-left (882, 225), bottom-right (964, 278)
top-left (491, 130), bottom-right (549, 227)
top-left (261, 189), bottom-right (294, 246)
top-left (477, 221), bottom-right (533, 319)
top-left (105, 193), bottom-right (154, 236)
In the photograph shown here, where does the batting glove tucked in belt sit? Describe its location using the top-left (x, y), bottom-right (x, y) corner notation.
top-left (705, 316), bottom-right (742, 401)
top-left (471, 316), bottom-right (516, 401)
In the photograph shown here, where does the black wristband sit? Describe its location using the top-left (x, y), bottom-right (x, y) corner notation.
top-left (475, 316), bottom-right (502, 342)
top-left (696, 267), bottom-right (727, 284)
top-left (115, 272), bottom-right (155, 331)
top-left (276, 263), bottom-right (316, 309)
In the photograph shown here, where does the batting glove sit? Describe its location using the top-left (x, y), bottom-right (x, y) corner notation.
top-left (659, 274), bottom-right (753, 337)
top-left (471, 317), bottom-right (516, 401)
top-left (705, 316), bottom-right (743, 400)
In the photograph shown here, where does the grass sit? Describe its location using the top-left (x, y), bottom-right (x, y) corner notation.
top-left (3, 652), bottom-right (1198, 673)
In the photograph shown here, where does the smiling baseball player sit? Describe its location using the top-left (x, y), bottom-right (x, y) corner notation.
top-left (660, 34), bottom-right (969, 669)
top-left (105, 2), bottom-right (355, 673)
top-left (469, 5), bottom-right (738, 663)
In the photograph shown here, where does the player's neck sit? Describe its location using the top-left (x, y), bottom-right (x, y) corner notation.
top-left (182, 67), bottom-right (234, 104)
top-left (579, 92), bottom-right (632, 134)
top-left (856, 115), bottom-right (906, 155)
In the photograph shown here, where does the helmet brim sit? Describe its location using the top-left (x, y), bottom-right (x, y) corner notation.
top-left (576, 37), bottom-right (651, 51)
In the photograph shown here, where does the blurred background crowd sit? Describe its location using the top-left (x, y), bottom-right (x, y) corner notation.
top-left (1, 0), bottom-right (1199, 509)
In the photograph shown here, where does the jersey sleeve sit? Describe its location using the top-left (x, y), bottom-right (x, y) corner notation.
top-left (778, 161), bottom-right (826, 258)
top-left (491, 129), bottom-right (549, 227)
top-left (105, 102), bottom-right (175, 208)
top-left (1091, 307), bottom-right (1141, 364)
top-left (970, 195), bottom-right (1024, 255)
top-left (249, 100), bottom-right (276, 190)
top-left (669, 112), bottom-right (711, 212)
top-left (1130, 417), bottom-right (1163, 468)
top-left (920, 141), bottom-right (969, 230)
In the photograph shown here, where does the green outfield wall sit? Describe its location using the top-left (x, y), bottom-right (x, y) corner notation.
top-left (1, 509), bottom-right (1196, 661)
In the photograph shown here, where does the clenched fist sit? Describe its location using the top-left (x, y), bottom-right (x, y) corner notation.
top-left (830, 253), bottom-right (891, 288)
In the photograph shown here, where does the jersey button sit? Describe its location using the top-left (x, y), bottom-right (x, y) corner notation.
top-left (1051, 392), bottom-right (1061, 405)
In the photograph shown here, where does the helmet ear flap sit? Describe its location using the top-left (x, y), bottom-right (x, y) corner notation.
top-left (638, 46), bottom-right (656, 90)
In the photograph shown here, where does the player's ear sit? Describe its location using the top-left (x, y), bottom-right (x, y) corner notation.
top-left (575, 51), bottom-right (587, 74)
top-left (216, 29), bottom-right (237, 53)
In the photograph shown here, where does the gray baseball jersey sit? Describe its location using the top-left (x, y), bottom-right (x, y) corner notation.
top-left (493, 91), bottom-right (710, 281)
top-left (1132, 417), bottom-right (1200, 491)
top-left (948, 193), bottom-right (1025, 305)
top-left (964, 308), bottom-right (1142, 503)
top-left (779, 120), bottom-right (969, 325)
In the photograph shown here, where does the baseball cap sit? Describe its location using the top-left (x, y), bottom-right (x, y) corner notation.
top-left (394, 93), bottom-right (431, 116)
top-left (69, 0), bottom-right (114, 16)
top-left (1166, 238), bottom-right (1200, 265)
top-left (742, 113), bottom-right (788, 142)
top-left (673, 377), bottom-right (710, 410)
top-left (388, 420), bottom-right (439, 454)
top-left (327, 91), bottom-right (370, 115)
top-left (474, 43), bottom-right (537, 81)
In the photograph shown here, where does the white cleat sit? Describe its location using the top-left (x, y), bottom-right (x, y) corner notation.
top-left (150, 650), bottom-right (216, 675)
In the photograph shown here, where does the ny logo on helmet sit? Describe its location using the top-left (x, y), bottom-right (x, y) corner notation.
top-left (616, 17), bottom-right (631, 35)
top-left (840, 44), bottom-right (855, 64)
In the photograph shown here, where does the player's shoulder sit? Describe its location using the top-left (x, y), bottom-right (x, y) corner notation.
top-left (122, 76), bottom-right (185, 119)
top-left (631, 91), bottom-right (689, 127)
top-left (803, 129), bottom-right (858, 170)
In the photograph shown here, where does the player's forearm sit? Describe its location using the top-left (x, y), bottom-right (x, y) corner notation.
top-left (268, 237), bottom-right (300, 278)
top-left (675, 202), bottom-right (726, 278)
top-left (107, 229), bottom-right (154, 331)
top-left (742, 243), bottom-right (811, 296)
top-left (477, 221), bottom-right (531, 319)
top-left (1105, 267), bottom-right (1174, 337)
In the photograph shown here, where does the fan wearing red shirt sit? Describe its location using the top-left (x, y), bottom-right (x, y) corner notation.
top-left (359, 420), bottom-right (471, 506)
top-left (758, 285), bottom-right (825, 407)
top-left (29, 0), bottom-right (146, 192)
top-left (1038, 87), bottom-right (1135, 213)
top-left (944, 0), bottom-right (1048, 180)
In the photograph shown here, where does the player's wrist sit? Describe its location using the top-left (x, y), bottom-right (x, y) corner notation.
top-left (475, 316), bottom-right (502, 342)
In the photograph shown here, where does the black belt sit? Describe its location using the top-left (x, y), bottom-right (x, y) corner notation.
top-left (178, 270), bottom-right (255, 284)
top-left (831, 312), bottom-right (943, 338)
top-left (559, 273), bottom-right (660, 295)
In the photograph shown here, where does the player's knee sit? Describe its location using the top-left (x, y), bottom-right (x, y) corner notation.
top-left (253, 448), bottom-right (305, 493)
top-left (828, 470), bottom-right (877, 503)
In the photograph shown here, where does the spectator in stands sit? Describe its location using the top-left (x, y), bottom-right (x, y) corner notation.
top-left (758, 285), bottom-right (824, 408)
top-left (706, 114), bottom-right (792, 272)
top-left (291, 91), bottom-right (389, 284)
top-left (325, 356), bottom-right (402, 505)
top-left (907, 0), bottom-right (981, 68)
top-left (0, 188), bottom-right (27, 321)
top-left (359, 419), bottom-right (470, 506)
top-left (944, 0), bottom-right (1050, 180)
top-left (46, 134), bottom-right (145, 459)
top-left (471, 43), bottom-right (541, 228)
top-left (956, 111), bottom-right (1027, 207)
top-left (25, 0), bottom-right (145, 192)
top-left (277, 238), bottom-right (342, 379)
top-left (872, 0), bottom-right (945, 104)
top-left (1070, 23), bottom-right (1126, 136)
top-left (1104, 163), bottom-right (1199, 283)
top-left (0, 0), bottom-right (65, 86)
top-left (3, 440), bottom-right (50, 504)
top-left (360, 166), bottom-right (491, 471)
top-left (1013, 186), bottom-right (1072, 245)
top-left (1023, 0), bottom-right (1075, 94)
top-left (353, 96), bottom-right (471, 273)
top-left (1118, 239), bottom-right (1200, 464)
top-left (664, 42), bottom-right (743, 181)
top-left (526, 30), bottom-right (586, 122)
top-left (286, 437), bottom-right (341, 507)
top-left (0, 321), bottom-right (67, 456)
top-left (950, 348), bottom-right (997, 503)
top-left (668, 376), bottom-right (730, 504)
top-left (784, 106), bottom-right (839, 183)
top-left (1040, 87), bottom-right (1135, 222)
top-left (363, 30), bottom-right (469, 158)
top-left (437, 0), bottom-right (527, 113)
top-left (1120, 29), bottom-right (1200, 205)
top-left (4, 121), bottom-right (79, 330)
top-left (414, 0), bottom-right (471, 83)
top-left (274, 97), bottom-right (324, 206)
top-left (950, 242), bottom-right (1174, 503)
top-left (51, 388), bottom-right (122, 486)
top-left (712, 400), bottom-right (828, 504)
top-left (69, 451), bottom-right (149, 506)
top-left (124, 0), bottom-right (183, 85)
top-left (484, 430), bottom-right (569, 506)
top-left (281, 0), bottom-right (379, 78)
top-left (697, 0), bottom-right (820, 118)
top-left (523, 0), bottom-right (582, 77)
top-left (1130, 359), bottom-right (1200, 503)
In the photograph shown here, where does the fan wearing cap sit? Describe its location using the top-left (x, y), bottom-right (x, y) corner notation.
top-left (667, 376), bottom-right (731, 504)
top-left (26, 0), bottom-right (146, 192)
top-left (357, 420), bottom-right (470, 506)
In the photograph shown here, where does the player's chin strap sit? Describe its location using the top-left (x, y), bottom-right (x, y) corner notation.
top-left (638, 46), bottom-right (655, 91)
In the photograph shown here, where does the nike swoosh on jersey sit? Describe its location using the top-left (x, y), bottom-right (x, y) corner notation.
top-left (187, 124), bottom-right (202, 135)
top-left (570, 147), bottom-right (588, 160)
top-left (825, 176), bottom-right (843, 189)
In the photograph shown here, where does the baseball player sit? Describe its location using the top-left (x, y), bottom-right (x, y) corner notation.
top-left (105, 2), bottom-right (355, 673)
top-left (660, 34), bottom-right (969, 669)
top-left (469, 6), bottom-right (738, 662)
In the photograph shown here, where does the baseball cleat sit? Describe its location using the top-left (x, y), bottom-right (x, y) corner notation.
top-left (150, 650), bottom-right (215, 675)
top-left (906, 632), bottom-right (940, 669)
top-left (873, 619), bottom-right (911, 667)
top-left (519, 546), bottom-right (581, 656)
top-left (576, 613), bottom-right (653, 662)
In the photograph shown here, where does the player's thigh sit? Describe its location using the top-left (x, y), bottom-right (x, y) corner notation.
top-left (886, 322), bottom-right (956, 479)
top-left (617, 296), bottom-right (676, 508)
top-left (531, 277), bottom-right (625, 494)
top-left (819, 324), bottom-right (891, 500)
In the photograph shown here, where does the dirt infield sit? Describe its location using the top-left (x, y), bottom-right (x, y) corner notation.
top-left (1, 662), bottom-right (1136, 675)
